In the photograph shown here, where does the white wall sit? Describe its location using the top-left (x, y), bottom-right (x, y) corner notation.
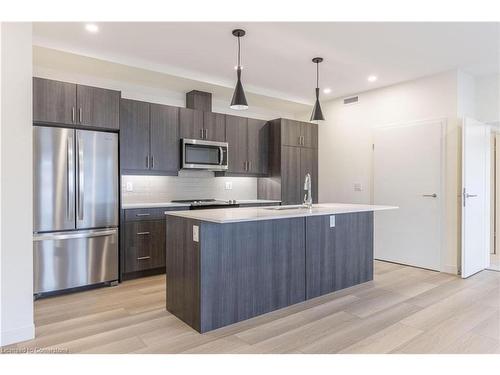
top-left (0, 22), bottom-right (34, 346)
top-left (308, 70), bottom-right (461, 274)
top-left (475, 74), bottom-right (500, 124)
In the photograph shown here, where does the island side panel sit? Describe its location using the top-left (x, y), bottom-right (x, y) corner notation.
top-left (306, 212), bottom-right (374, 299)
top-left (165, 216), bottom-right (201, 332)
top-left (199, 218), bottom-right (306, 333)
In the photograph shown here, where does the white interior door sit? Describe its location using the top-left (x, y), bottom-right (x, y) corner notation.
top-left (373, 120), bottom-right (444, 271)
top-left (462, 118), bottom-right (490, 278)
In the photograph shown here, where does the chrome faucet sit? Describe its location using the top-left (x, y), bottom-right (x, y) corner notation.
top-left (303, 173), bottom-right (313, 208)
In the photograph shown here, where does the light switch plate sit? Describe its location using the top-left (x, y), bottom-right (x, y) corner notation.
top-left (225, 181), bottom-right (233, 190)
top-left (354, 183), bottom-right (362, 192)
top-left (193, 225), bottom-right (199, 242)
top-left (330, 215), bottom-right (336, 228)
top-left (126, 182), bottom-right (134, 192)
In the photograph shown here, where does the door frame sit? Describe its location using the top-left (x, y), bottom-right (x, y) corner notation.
top-left (461, 117), bottom-right (491, 278)
top-left (371, 118), bottom-right (447, 272)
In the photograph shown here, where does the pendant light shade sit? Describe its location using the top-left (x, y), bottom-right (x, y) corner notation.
top-left (230, 29), bottom-right (248, 110)
top-left (310, 57), bottom-right (325, 121)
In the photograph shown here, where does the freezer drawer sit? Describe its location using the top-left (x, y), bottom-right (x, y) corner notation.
top-left (33, 228), bottom-right (118, 294)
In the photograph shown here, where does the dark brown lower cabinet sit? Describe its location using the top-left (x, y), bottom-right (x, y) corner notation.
top-left (166, 212), bottom-right (374, 333)
top-left (306, 212), bottom-right (374, 299)
top-left (121, 206), bottom-right (188, 280)
top-left (124, 220), bottom-right (165, 273)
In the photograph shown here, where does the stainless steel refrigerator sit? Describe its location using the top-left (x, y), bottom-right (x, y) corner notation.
top-left (33, 126), bottom-right (119, 295)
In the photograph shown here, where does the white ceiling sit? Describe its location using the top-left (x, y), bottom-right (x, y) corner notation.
top-left (33, 22), bottom-right (500, 105)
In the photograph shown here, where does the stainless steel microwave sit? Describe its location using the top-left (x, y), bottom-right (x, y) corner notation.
top-left (182, 138), bottom-right (229, 171)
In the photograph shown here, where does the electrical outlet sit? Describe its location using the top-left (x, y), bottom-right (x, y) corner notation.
top-left (354, 183), bottom-right (362, 192)
top-left (225, 181), bottom-right (233, 190)
top-left (330, 215), bottom-right (336, 228)
top-left (126, 182), bottom-right (134, 192)
top-left (193, 225), bottom-right (199, 242)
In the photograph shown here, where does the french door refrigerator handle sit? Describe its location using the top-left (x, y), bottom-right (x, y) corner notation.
top-left (66, 134), bottom-right (74, 219)
top-left (77, 136), bottom-right (84, 221)
top-left (33, 229), bottom-right (117, 241)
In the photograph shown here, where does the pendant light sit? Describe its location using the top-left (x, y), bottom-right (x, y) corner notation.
top-left (310, 57), bottom-right (325, 121)
top-left (230, 29), bottom-right (248, 110)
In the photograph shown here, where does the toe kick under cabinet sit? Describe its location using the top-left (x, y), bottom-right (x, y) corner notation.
top-left (121, 206), bottom-right (188, 280)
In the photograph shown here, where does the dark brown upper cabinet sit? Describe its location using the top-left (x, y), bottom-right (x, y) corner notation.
top-left (257, 118), bottom-right (318, 205)
top-left (76, 85), bottom-right (120, 130)
top-left (179, 107), bottom-right (204, 139)
top-left (33, 78), bottom-right (76, 125)
top-left (281, 119), bottom-right (318, 148)
top-left (120, 99), bottom-right (150, 173)
top-left (33, 77), bottom-right (120, 130)
top-left (203, 112), bottom-right (226, 142)
top-left (120, 99), bottom-right (179, 175)
top-left (247, 118), bottom-right (269, 175)
top-left (225, 115), bottom-right (269, 176)
top-left (150, 104), bottom-right (180, 174)
top-left (225, 115), bottom-right (248, 174)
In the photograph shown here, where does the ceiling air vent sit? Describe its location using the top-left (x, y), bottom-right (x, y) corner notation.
top-left (343, 96), bottom-right (359, 105)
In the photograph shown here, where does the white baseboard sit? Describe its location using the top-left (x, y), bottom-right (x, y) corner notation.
top-left (440, 264), bottom-right (459, 275)
top-left (0, 324), bottom-right (35, 347)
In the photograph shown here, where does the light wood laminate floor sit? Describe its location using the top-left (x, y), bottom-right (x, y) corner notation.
top-left (3, 261), bottom-right (500, 354)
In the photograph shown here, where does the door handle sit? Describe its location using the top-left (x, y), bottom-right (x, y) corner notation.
top-left (66, 135), bottom-right (73, 219)
top-left (137, 256), bottom-right (151, 260)
top-left (136, 232), bottom-right (150, 236)
top-left (422, 193), bottom-right (437, 198)
top-left (71, 107), bottom-right (75, 123)
top-left (219, 147), bottom-right (224, 165)
top-left (77, 136), bottom-right (84, 221)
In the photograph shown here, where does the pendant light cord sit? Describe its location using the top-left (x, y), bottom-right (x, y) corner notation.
top-left (316, 62), bottom-right (319, 89)
top-left (237, 36), bottom-right (241, 68)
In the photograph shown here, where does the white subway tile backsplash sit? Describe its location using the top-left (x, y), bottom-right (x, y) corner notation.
top-left (121, 171), bottom-right (257, 204)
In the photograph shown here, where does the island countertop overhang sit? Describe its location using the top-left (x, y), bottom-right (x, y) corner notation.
top-left (164, 203), bottom-right (397, 224)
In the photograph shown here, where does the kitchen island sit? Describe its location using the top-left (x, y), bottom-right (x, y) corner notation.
top-left (165, 203), bottom-right (396, 333)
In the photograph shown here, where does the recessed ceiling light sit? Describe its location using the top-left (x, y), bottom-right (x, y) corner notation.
top-left (85, 24), bottom-right (99, 33)
top-left (367, 75), bottom-right (378, 82)
top-left (323, 88), bottom-right (332, 94)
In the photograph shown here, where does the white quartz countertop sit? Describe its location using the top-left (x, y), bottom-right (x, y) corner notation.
top-left (122, 202), bottom-right (191, 209)
top-left (165, 203), bottom-right (398, 224)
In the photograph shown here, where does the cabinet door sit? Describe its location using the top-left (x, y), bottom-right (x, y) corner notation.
top-left (203, 112), bottom-right (226, 142)
top-left (301, 122), bottom-right (318, 148)
top-left (124, 220), bottom-right (166, 273)
top-left (281, 119), bottom-right (302, 147)
top-left (247, 118), bottom-right (269, 175)
top-left (305, 213), bottom-right (373, 299)
top-left (150, 104), bottom-right (179, 174)
top-left (120, 99), bottom-right (151, 173)
top-left (281, 146), bottom-right (301, 205)
top-left (33, 77), bottom-right (76, 125)
top-left (300, 147), bottom-right (318, 203)
top-left (179, 108), bottom-right (204, 139)
top-left (77, 85), bottom-right (120, 129)
top-left (225, 115), bottom-right (248, 174)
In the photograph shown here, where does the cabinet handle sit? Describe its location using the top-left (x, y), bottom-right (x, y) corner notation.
top-left (137, 256), bottom-right (151, 260)
top-left (146, 156), bottom-right (149, 169)
top-left (79, 108), bottom-right (82, 123)
top-left (135, 213), bottom-right (150, 217)
top-left (71, 107), bottom-right (75, 123)
top-left (136, 232), bottom-right (150, 236)
top-left (151, 155), bottom-right (154, 169)
top-left (200, 128), bottom-right (203, 139)
top-left (248, 161), bottom-right (251, 171)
